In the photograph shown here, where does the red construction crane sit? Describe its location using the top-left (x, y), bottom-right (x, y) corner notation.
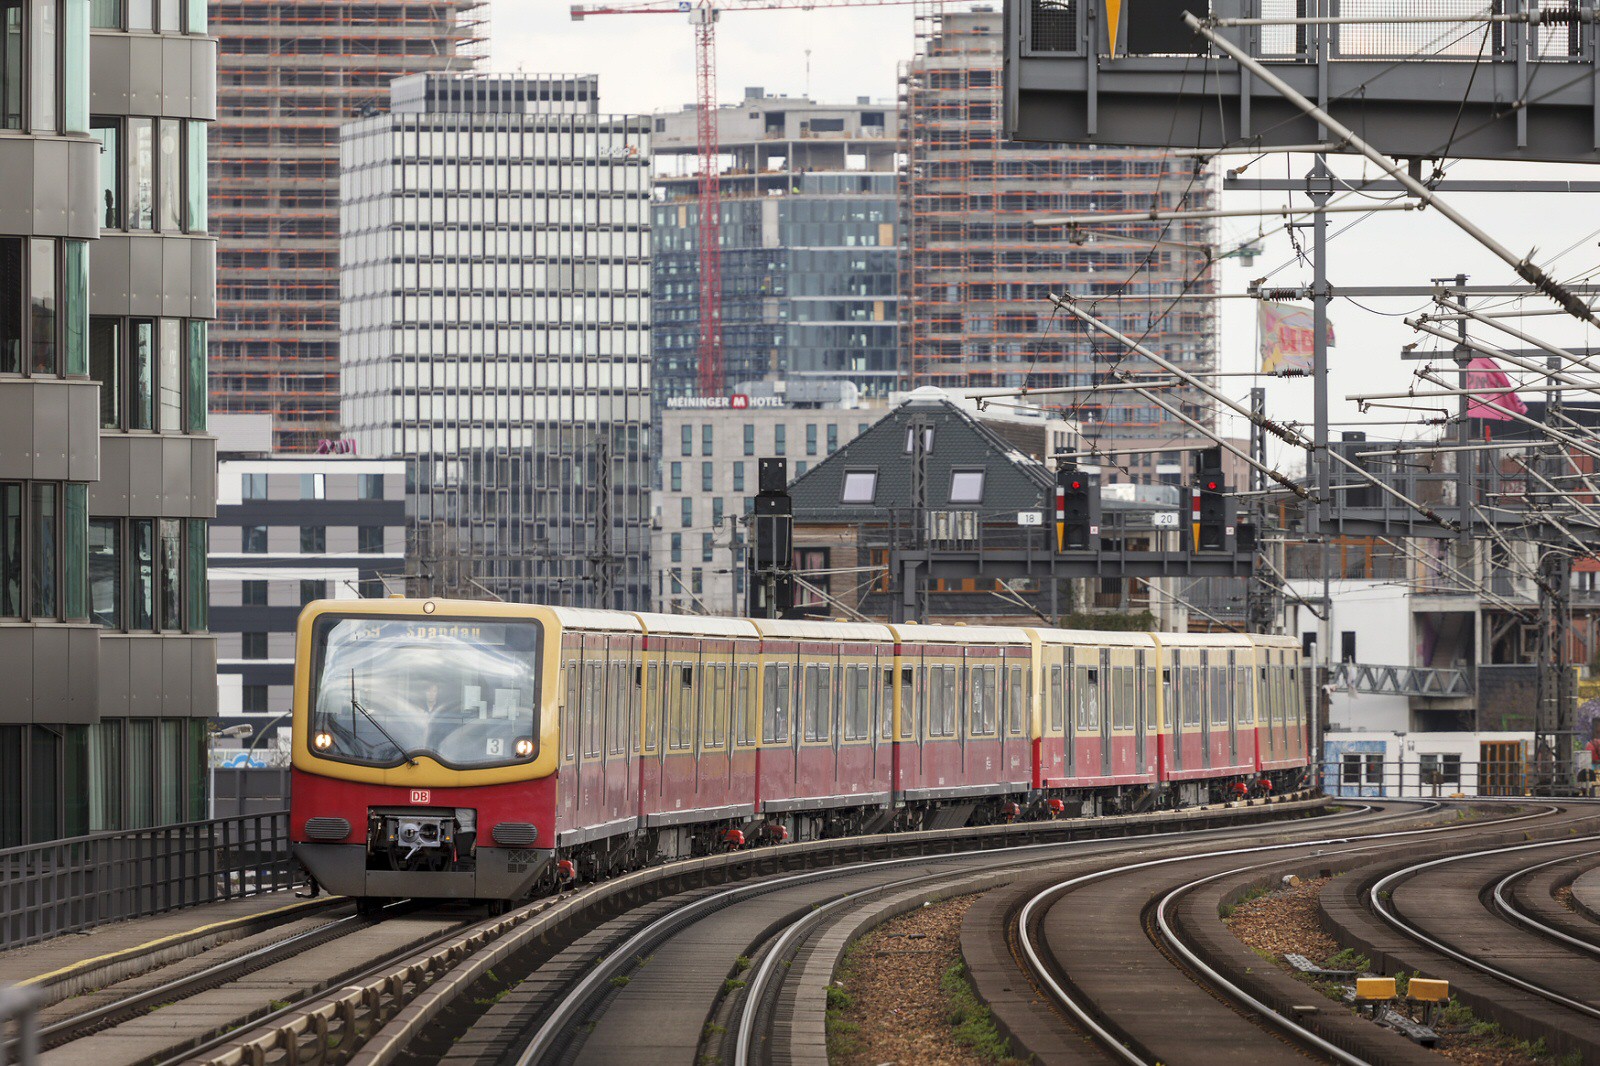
top-left (571, 0), bottom-right (922, 397)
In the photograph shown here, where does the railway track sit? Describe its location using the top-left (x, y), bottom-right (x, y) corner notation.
top-left (1002, 800), bottom-right (1600, 1066)
top-left (6, 901), bottom-right (485, 1066)
top-left (174, 794), bottom-right (1327, 1066)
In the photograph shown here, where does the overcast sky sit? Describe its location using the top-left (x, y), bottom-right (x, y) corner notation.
top-left (492, 5), bottom-right (1600, 476)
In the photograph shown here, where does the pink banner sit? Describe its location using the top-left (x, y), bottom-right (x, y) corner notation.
top-left (1464, 357), bottom-right (1528, 421)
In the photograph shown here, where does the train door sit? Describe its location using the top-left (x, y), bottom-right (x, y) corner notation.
top-left (1170, 652), bottom-right (1184, 773)
top-left (1048, 658), bottom-right (1065, 783)
top-left (1226, 651), bottom-right (1239, 765)
top-left (1135, 650), bottom-right (1147, 770)
top-left (1098, 649), bottom-right (1112, 777)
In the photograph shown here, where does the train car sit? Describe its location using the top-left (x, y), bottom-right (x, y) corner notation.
top-left (749, 618), bottom-right (897, 836)
top-left (1150, 632), bottom-right (1259, 803)
top-left (1252, 633), bottom-right (1309, 776)
top-left (634, 613), bottom-right (763, 861)
top-left (290, 598), bottom-right (567, 908)
top-left (1032, 629), bottom-right (1159, 796)
top-left (885, 623), bottom-right (1033, 822)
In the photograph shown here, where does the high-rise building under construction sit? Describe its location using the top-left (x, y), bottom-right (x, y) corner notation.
top-left (209, 0), bottom-right (485, 453)
top-left (902, 8), bottom-right (1218, 461)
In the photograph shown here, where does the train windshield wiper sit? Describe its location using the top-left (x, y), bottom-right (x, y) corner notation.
top-left (350, 671), bottom-right (417, 767)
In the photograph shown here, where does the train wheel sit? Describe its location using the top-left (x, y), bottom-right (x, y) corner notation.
top-left (356, 897), bottom-right (387, 919)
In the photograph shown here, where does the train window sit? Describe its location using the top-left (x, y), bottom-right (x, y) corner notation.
top-left (928, 665), bottom-right (951, 737)
top-left (669, 663), bottom-right (693, 750)
top-left (1114, 667), bottom-right (1135, 730)
top-left (563, 662), bottom-right (578, 760)
top-left (763, 664), bottom-right (791, 744)
top-left (803, 664), bottom-right (821, 741)
top-left (969, 666), bottom-right (991, 736)
top-left (733, 664), bottom-right (750, 746)
top-left (1072, 667), bottom-right (1087, 731)
top-left (645, 662), bottom-right (659, 751)
top-left (707, 665), bottom-right (727, 748)
top-left (1144, 669), bottom-right (1157, 731)
top-left (1210, 667), bottom-right (1228, 726)
top-left (607, 662), bottom-right (626, 755)
top-left (900, 667), bottom-right (916, 739)
top-left (1006, 666), bottom-right (1026, 735)
top-left (879, 669), bottom-right (894, 740)
top-left (846, 666), bottom-right (870, 740)
top-left (1181, 667), bottom-right (1200, 728)
top-left (1236, 667), bottom-right (1252, 725)
top-left (1049, 666), bottom-right (1063, 733)
top-left (582, 662), bottom-right (600, 758)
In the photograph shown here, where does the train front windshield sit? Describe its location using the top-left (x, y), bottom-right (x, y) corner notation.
top-left (308, 615), bottom-right (542, 769)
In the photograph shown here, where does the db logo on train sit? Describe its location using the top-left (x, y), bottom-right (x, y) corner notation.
top-left (409, 790), bottom-right (431, 804)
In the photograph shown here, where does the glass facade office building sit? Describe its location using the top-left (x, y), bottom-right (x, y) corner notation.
top-left (650, 92), bottom-right (901, 404)
top-left (340, 74), bottom-right (652, 609)
top-left (0, 0), bottom-right (218, 846)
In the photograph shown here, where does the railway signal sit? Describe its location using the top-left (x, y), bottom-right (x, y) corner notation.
top-left (1193, 447), bottom-right (1231, 552)
top-left (1055, 460), bottom-right (1100, 552)
top-left (748, 457), bottom-right (794, 617)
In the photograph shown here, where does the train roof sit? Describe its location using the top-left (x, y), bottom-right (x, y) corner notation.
top-left (749, 617), bottom-right (895, 642)
top-left (632, 612), bottom-right (761, 639)
top-left (888, 622), bottom-right (1032, 645)
top-left (1247, 633), bottom-right (1302, 649)
top-left (1026, 628), bottom-right (1156, 648)
top-left (1149, 632), bottom-right (1257, 648)
top-left (547, 606), bottom-right (644, 632)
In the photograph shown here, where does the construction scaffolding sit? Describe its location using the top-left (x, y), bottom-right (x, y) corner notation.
top-left (898, 6), bottom-right (1220, 444)
top-left (208, 0), bottom-right (488, 453)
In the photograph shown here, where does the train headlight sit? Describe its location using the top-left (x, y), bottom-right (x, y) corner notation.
top-left (313, 732), bottom-right (333, 750)
top-left (515, 738), bottom-right (534, 757)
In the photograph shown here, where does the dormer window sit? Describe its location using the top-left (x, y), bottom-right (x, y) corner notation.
top-left (949, 469), bottom-right (985, 504)
top-left (841, 469), bottom-right (877, 504)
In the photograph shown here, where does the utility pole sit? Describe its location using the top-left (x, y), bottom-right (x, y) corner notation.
top-left (1536, 347), bottom-right (1577, 792)
top-left (898, 418), bottom-right (931, 624)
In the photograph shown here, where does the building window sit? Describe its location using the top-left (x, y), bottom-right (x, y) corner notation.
top-left (702, 533), bottom-right (713, 563)
top-left (905, 426), bottom-right (933, 453)
top-left (712, 497), bottom-right (724, 527)
top-left (795, 461), bottom-right (807, 477)
top-left (701, 462), bottom-right (713, 493)
top-left (88, 316), bottom-right (202, 431)
top-left (242, 632), bottom-right (267, 659)
top-left (774, 424), bottom-right (786, 456)
top-left (680, 498), bottom-right (692, 528)
top-left (129, 518), bottom-right (152, 628)
top-left (0, 1), bottom-right (21, 130)
top-left (241, 579), bottom-right (266, 605)
top-left (241, 473), bottom-right (267, 500)
top-left (0, 239), bottom-right (85, 377)
top-left (242, 524), bottom-right (267, 553)
top-left (680, 424), bottom-right (692, 457)
top-left (300, 579), bottom-right (325, 604)
top-left (691, 568), bottom-right (703, 595)
top-left (358, 526), bottom-right (384, 553)
top-left (127, 116), bottom-right (153, 229)
top-left (92, 116), bottom-right (120, 224)
top-left (841, 470), bottom-right (877, 504)
top-left (669, 532), bottom-right (682, 563)
top-left (157, 518), bottom-right (180, 630)
top-left (949, 469), bottom-right (985, 504)
top-left (827, 424), bottom-right (838, 453)
top-left (300, 473), bottom-right (324, 500)
top-left (300, 526), bottom-right (325, 553)
top-left (96, 0), bottom-right (204, 33)
top-left (732, 462), bottom-right (745, 493)
top-left (1419, 753), bottom-right (1461, 786)
top-left (806, 424), bottom-right (817, 455)
top-left (743, 424), bottom-right (754, 456)
top-left (702, 424), bottom-right (713, 456)
top-left (241, 685), bottom-right (268, 713)
top-left (358, 473), bottom-right (384, 499)
top-left (88, 518), bottom-right (119, 627)
top-left (669, 462), bottom-right (681, 492)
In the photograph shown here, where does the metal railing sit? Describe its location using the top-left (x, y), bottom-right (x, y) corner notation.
top-left (1317, 755), bottom-right (1594, 798)
top-left (1330, 662), bottom-right (1475, 697)
top-left (0, 811), bottom-right (292, 953)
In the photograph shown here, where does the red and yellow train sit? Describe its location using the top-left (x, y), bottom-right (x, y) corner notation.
top-left (289, 598), bottom-right (1310, 905)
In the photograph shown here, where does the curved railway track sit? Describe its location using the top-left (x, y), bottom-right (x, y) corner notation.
top-left (1007, 801), bottom-right (1600, 1066)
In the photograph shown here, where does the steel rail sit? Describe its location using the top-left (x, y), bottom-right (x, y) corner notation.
top-left (1371, 835), bottom-right (1600, 1019)
top-left (1492, 846), bottom-right (1600, 955)
top-left (1016, 802), bottom-right (1561, 1065)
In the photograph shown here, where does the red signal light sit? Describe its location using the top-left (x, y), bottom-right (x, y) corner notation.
top-left (1206, 480), bottom-right (1218, 491)
top-left (1070, 480), bottom-right (1082, 490)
